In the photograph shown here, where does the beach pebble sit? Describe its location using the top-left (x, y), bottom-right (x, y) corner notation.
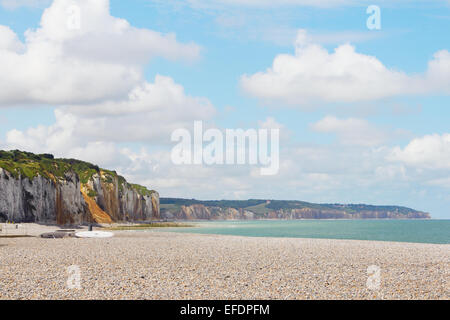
top-left (0, 231), bottom-right (448, 300)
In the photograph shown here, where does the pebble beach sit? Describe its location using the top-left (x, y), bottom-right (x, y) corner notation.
top-left (0, 225), bottom-right (448, 300)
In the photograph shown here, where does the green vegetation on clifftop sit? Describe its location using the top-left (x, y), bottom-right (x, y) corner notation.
top-left (0, 150), bottom-right (155, 197)
top-left (0, 150), bottom-right (71, 180)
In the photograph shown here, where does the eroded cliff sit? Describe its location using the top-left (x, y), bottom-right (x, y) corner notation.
top-left (0, 167), bottom-right (86, 224)
top-left (0, 150), bottom-right (159, 224)
top-left (82, 171), bottom-right (159, 222)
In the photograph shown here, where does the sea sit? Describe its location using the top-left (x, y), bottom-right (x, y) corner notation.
top-left (155, 219), bottom-right (450, 244)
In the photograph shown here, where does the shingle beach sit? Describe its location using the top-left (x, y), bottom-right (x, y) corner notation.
top-left (0, 225), bottom-right (448, 300)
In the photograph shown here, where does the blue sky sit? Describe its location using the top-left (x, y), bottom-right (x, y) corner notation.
top-left (0, 0), bottom-right (449, 218)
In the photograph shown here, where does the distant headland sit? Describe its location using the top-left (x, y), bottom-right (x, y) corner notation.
top-left (160, 198), bottom-right (431, 220)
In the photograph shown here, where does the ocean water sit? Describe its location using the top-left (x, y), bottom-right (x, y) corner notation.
top-left (156, 219), bottom-right (450, 244)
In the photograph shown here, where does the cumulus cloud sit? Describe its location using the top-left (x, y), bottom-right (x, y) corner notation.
top-left (0, 26), bottom-right (25, 52)
top-left (311, 116), bottom-right (387, 147)
top-left (389, 133), bottom-right (450, 169)
top-left (5, 75), bottom-right (216, 152)
top-left (66, 75), bottom-right (214, 118)
top-left (6, 110), bottom-right (78, 153)
top-left (240, 30), bottom-right (450, 106)
top-left (0, 0), bottom-right (200, 107)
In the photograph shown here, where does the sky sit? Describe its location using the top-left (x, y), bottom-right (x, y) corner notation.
top-left (0, 0), bottom-right (449, 218)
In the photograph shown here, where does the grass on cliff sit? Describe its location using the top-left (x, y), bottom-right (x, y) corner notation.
top-left (0, 150), bottom-right (156, 199)
top-left (107, 222), bottom-right (194, 230)
top-left (129, 184), bottom-right (157, 197)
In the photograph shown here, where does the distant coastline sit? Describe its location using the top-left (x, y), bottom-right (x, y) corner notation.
top-left (160, 198), bottom-right (431, 220)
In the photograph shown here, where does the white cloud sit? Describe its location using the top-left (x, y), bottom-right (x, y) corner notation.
top-left (0, 26), bottom-right (25, 52)
top-left (258, 117), bottom-right (284, 130)
top-left (5, 75), bottom-right (216, 152)
top-left (374, 164), bottom-right (407, 181)
top-left (66, 142), bottom-right (131, 169)
top-left (0, 0), bottom-right (50, 9)
top-left (424, 50), bottom-right (450, 92)
top-left (6, 110), bottom-right (78, 153)
top-left (240, 30), bottom-right (450, 106)
top-left (66, 75), bottom-right (214, 118)
top-left (389, 133), bottom-right (450, 169)
top-left (0, 0), bottom-right (200, 107)
top-left (311, 116), bottom-right (387, 147)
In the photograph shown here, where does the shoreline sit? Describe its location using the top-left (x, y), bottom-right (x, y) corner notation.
top-left (1, 221), bottom-right (449, 245)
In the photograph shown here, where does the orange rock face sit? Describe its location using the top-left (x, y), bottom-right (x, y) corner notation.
top-left (81, 172), bottom-right (159, 223)
top-left (81, 190), bottom-right (113, 224)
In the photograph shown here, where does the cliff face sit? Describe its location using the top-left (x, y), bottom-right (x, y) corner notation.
top-left (161, 204), bottom-right (254, 220)
top-left (160, 200), bottom-right (431, 220)
top-left (0, 150), bottom-right (159, 224)
top-left (263, 208), bottom-right (430, 219)
top-left (83, 172), bottom-right (159, 222)
top-left (0, 168), bottom-right (86, 224)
